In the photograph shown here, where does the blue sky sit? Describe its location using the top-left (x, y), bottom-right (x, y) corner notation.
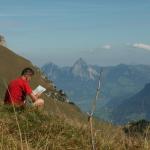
top-left (1, 0), bottom-right (150, 66)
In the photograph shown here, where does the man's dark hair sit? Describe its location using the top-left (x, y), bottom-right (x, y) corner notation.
top-left (21, 68), bottom-right (35, 76)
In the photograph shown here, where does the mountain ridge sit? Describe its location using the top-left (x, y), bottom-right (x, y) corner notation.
top-left (112, 83), bottom-right (150, 124)
top-left (42, 59), bottom-right (150, 123)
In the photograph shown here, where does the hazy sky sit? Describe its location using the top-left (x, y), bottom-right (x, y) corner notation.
top-left (1, 0), bottom-right (150, 66)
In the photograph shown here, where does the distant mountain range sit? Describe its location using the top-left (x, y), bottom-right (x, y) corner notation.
top-left (42, 58), bottom-right (150, 123)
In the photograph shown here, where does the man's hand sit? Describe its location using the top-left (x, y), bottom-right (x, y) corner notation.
top-left (29, 92), bottom-right (38, 102)
top-left (35, 93), bottom-right (42, 99)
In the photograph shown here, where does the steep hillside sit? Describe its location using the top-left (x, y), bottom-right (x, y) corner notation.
top-left (112, 83), bottom-right (150, 124)
top-left (0, 45), bottom-right (86, 123)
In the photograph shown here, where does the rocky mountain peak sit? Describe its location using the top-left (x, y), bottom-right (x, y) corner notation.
top-left (71, 58), bottom-right (88, 78)
top-left (71, 58), bottom-right (98, 80)
top-left (73, 58), bottom-right (87, 68)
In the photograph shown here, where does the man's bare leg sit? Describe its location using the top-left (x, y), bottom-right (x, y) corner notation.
top-left (33, 99), bottom-right (44, 109)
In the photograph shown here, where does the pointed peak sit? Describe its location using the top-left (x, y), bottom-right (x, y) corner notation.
top-left (73, 58), bottom-right (87, 67)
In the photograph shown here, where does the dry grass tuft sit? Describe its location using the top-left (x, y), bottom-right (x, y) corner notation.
top-left (0, 105), bottom-right (150, 150)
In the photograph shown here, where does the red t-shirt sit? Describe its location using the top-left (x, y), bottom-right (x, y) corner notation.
top-left (4, 77), bottom-right (32, 106)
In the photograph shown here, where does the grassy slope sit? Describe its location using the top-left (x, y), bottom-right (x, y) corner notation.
top-left (0, 45), bottom-right (53, 98)
top-left (0, 45), bottom-right (86, 123)
top-left (1, 105), bottom-right (150, 150)
top-left (0, 45), bottom-right (150, 149)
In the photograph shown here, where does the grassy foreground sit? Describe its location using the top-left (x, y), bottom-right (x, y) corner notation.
top-left (0, 105), bottom-right (150, 150)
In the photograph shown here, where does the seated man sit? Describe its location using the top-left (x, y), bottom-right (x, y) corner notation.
top-left (4, 68), bottom-right (44, 108)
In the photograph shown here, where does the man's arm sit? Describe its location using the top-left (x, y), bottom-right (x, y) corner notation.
top-left (29, 92), bottom-right (39, 102)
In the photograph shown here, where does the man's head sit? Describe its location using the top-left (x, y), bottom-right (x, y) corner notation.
top-left (21, 68), bottom-right (35, 81)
